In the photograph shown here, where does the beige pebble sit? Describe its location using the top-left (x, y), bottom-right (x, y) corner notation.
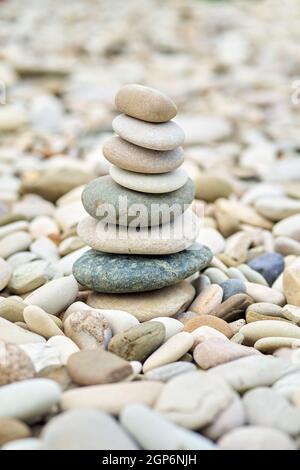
top-left (254, 337), bottom-right (300, 353)
top-left (150, 317), bottom-right (183, 340)
top-left (0, 221), bottom-right (29, 240)
top-left (0, 232), bottom-right (32, 259)
top-left (25, 275), bottom-right (78, 316)
top-left (191, 326), bottom-right (229, 350)
top-left (29, 216), bottom-right (59, 240)
top-left (142, 332), bottom-right (193, 373)
top-left (0, 297), bottom-right (26, 322)
top-left (229, 319), bottom-right (246, 335)
top-left (245, 282), bottom-right (285, 305)
top-left (0, 417), bottom-right (31, 446)
top-left (23, 305), bottom-right (64, 339)
top-left (155, 371), bottom-right (235, 430)
top-left (246, 302), bottom-right (283, 317)
top-left (194, 338), bottom-right (260, 369)
top-left (47, 336), bottom-right (79, 365)
top-left (246, 311), bottom-right (288, 323)
top-left (189, 284), bottom-right (223, 315)
top-left (0, 258), bottom-right (12, 291)
top-left (240, 320), bottom-right (300, 346)
top-left (283, 259), bottom-right (300, 307)
top-left (64, 309), bottom-right (111, 350)
top-left (0, 342), bottom-right (35, 385)
top-left (115, 84), bottom-right (177, 123)
top-left (282, 305), bottom-right (300, 324)
top-left (58, 237), bottom-right (84, 256)
top-left (218, 426), bottom-right (296, 450)
top-left (203, 394), bottom-right (246, 441)
top-left (61, 381), bottom-right (163, 415)
top-left (0, 317), bottom-right (45, 344)
top-left (238, 264), bottom-right (268, 286)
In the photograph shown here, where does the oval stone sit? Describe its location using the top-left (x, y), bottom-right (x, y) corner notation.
top-left (102, 137), bottom-right (184, 174)
top-left (73, 245), bottom-right (212, 293)
top-left (110, 165), bottom-right (188, 194)
top-left (112, 114), bottom-right (185, 151)
top-left (115, 84), bottom-right (177, 123)
top-left (82, 175), bottom-right (195, 227)
top-left (77, 210), bottom-right (199, 255)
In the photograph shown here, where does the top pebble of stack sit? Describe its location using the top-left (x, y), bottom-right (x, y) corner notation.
top-left (115, 84), bottom-right (178, 123)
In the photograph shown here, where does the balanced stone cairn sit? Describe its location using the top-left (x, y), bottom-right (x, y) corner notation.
top-left (73, 84), bottom-right (212, 296)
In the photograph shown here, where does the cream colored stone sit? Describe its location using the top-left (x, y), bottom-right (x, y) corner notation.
top-left (240, 320), bottom-right (300, 346)
top-left (23, 305), bottom-right (64, 339)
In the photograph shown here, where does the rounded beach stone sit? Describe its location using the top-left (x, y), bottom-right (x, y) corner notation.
top-left (155, 371), bottom-right (235, 430)
top-left (207, 356), bottom-right (287, 393)
top-left (218, 426), bottom-right (296, 450)
top-left (87, 281), bottom-right (195, 322)
top-left (0, 418), bottom-right (31, 446)
top-left (77, 209), bottom-right (199, 255)
top-left (60, 381), bottom-right (163, 415)
top-left (0, 379), bottom-right (61, 420)
top-left (110, 165), bottom-right (188, 194)
top-left (144, 362), bottom-right (196, 382)
top-left (193, 338), bottom-right (260, 370)
top-left (183, 315), bottom-right (232, 338)
top-left (0, 317), bottom-right (45, 345)
top-left (195, 174), bottom-right (233, 202)
top-left (73, 246), bottom-right (212, 294)
top-left (108, 322), bottom-right (165, 362)
top-left (120, 404), bottom-right (216, 450)
top-left (64, 309), bottom-right (111, 350)
top-left (81, 175), bottom-right (195, 227)
top-left (103, 136), bottom-right (183, 174)
top-left (0, 231), bottom-right (32, 259)
top-left (42, 409), bottom-right (138, 450)
top-left (47, 336), bottom-right (79, 365)
top-left (0, 258), bottom-right (12, 291)
top-left (23, 305), bottom-right (64, 339)
top-left (248, 252), bottom-right (285, 286)
top-left (220, 279), bottom-right (246, 301)
top-left (245, 283), bottom-right (286, 306)
top-left (240, 320), bottom-right (300, 346)
top-left (254, 337), bottom-right (300, 353)
top-left (149, 317), bottom-right (183, 340)
top-left (203, 394), bottom-right (246, 441)
top-left (211, 293), bottom-right (253, 322)
top-left (67, 349), bottom-right (132, 385)
top-left (24, 275), bottom-right (78, 316)
top-left (0, 342), bottom-right (35, 385)
top-left (142, 332), bottom-right (193, 373)
top-left (189, 284), bottom-right (223, 315)
top-left (283, 259), bottom-right (300, 307)
top-left (112, 114), bottom-right (185, 151)
top-left (115, 84), bottom-right (177, 123)
top-left (243, 387), bottom-right (300, 436)
top-left (8, 260), bottom-right (59, 295)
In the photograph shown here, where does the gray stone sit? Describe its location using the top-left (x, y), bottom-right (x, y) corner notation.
top-left (81, 175), bottom-right (195, 227)
top-left (73, 246), bottom-right (212, 293)
top-left (220, 279), bottom-right (246, 301)
top-left (248, 252), bottom-right (285, 286)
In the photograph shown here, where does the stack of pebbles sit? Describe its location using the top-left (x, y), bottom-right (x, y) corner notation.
top-left (73, 84), bottom-right (212, 298)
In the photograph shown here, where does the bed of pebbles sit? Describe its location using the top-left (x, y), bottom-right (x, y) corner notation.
top-left (0, 0), bottom-right (300, 451)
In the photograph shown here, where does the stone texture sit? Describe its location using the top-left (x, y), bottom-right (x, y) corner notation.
top-left (248, 252), bottom-right (285, 286)
top-left (87, 281), bottom-right (195, 322)
top-left (283, 259), bottom-right (300, 307)
top-left (23, 305), bottom-right (64, 339)
top-left (67, 349), bottom-right (132, 385)
top-left (244, 387), bottom-right (300, 436)
top-left (143, 332), bottom-right (193, 373)
top-left (245, 282), bottom-right (285, 305)
top-left (207, 356), bottom-right (287, 393)
top-left (183, 315), bottom-right (232, 338)
top-left (155, 371), bottom-right (235, 430)
top-left (0, 317), bottom-right (45, 345)
top-left (240, 320), bottom-right (300, 346)
top-left (60, 381), bottom-right (163, 415)
top-left (120, 404), bottom-right (216, 450)
top-left (193, 337), bottom-right (260, 369)
top-left (24, 275), bottom-right (78, 316)
top-left (220, 279), bottom-right (246, 301)
top-left (219, 426), bottom-right (296, 450)
top-left (112, 114), bottom-right (185, 151)
top-left (8, 260), bottom-right (59, 295)
top-left (115, 84), bottom-right (177, 122)
top-left (103, 136), bottom-right (184, 174)
top-left (81, 175), bottom-right (195, 227)
top-left (0, 379), bottom-right (61, 420)
top-left (189, 284), bottom-right (223, 315)
top-left (73, 246), bottom-right (212, 293)
top-left (42, 409), bottom-right (138, 450)
top-left (64, 309), bottom-right (111, 350)
top-left (108, 322), bottom-right (165, 362)
top-left (210, 293), bottom-right (253, 322)
top-left (0, 342), bottom-right (35, 385)
top-left (110, 165), bottom-right (188, 194)
top-left (0, 418), bottom-right (31, 446)
top-left (144, 362), bottom-right (196, 382)
top-left (77, 209), bottom-right (199, 255)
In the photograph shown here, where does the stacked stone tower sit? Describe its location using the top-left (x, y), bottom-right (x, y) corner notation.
top-left (73, 84), bottom-right (212, 295)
